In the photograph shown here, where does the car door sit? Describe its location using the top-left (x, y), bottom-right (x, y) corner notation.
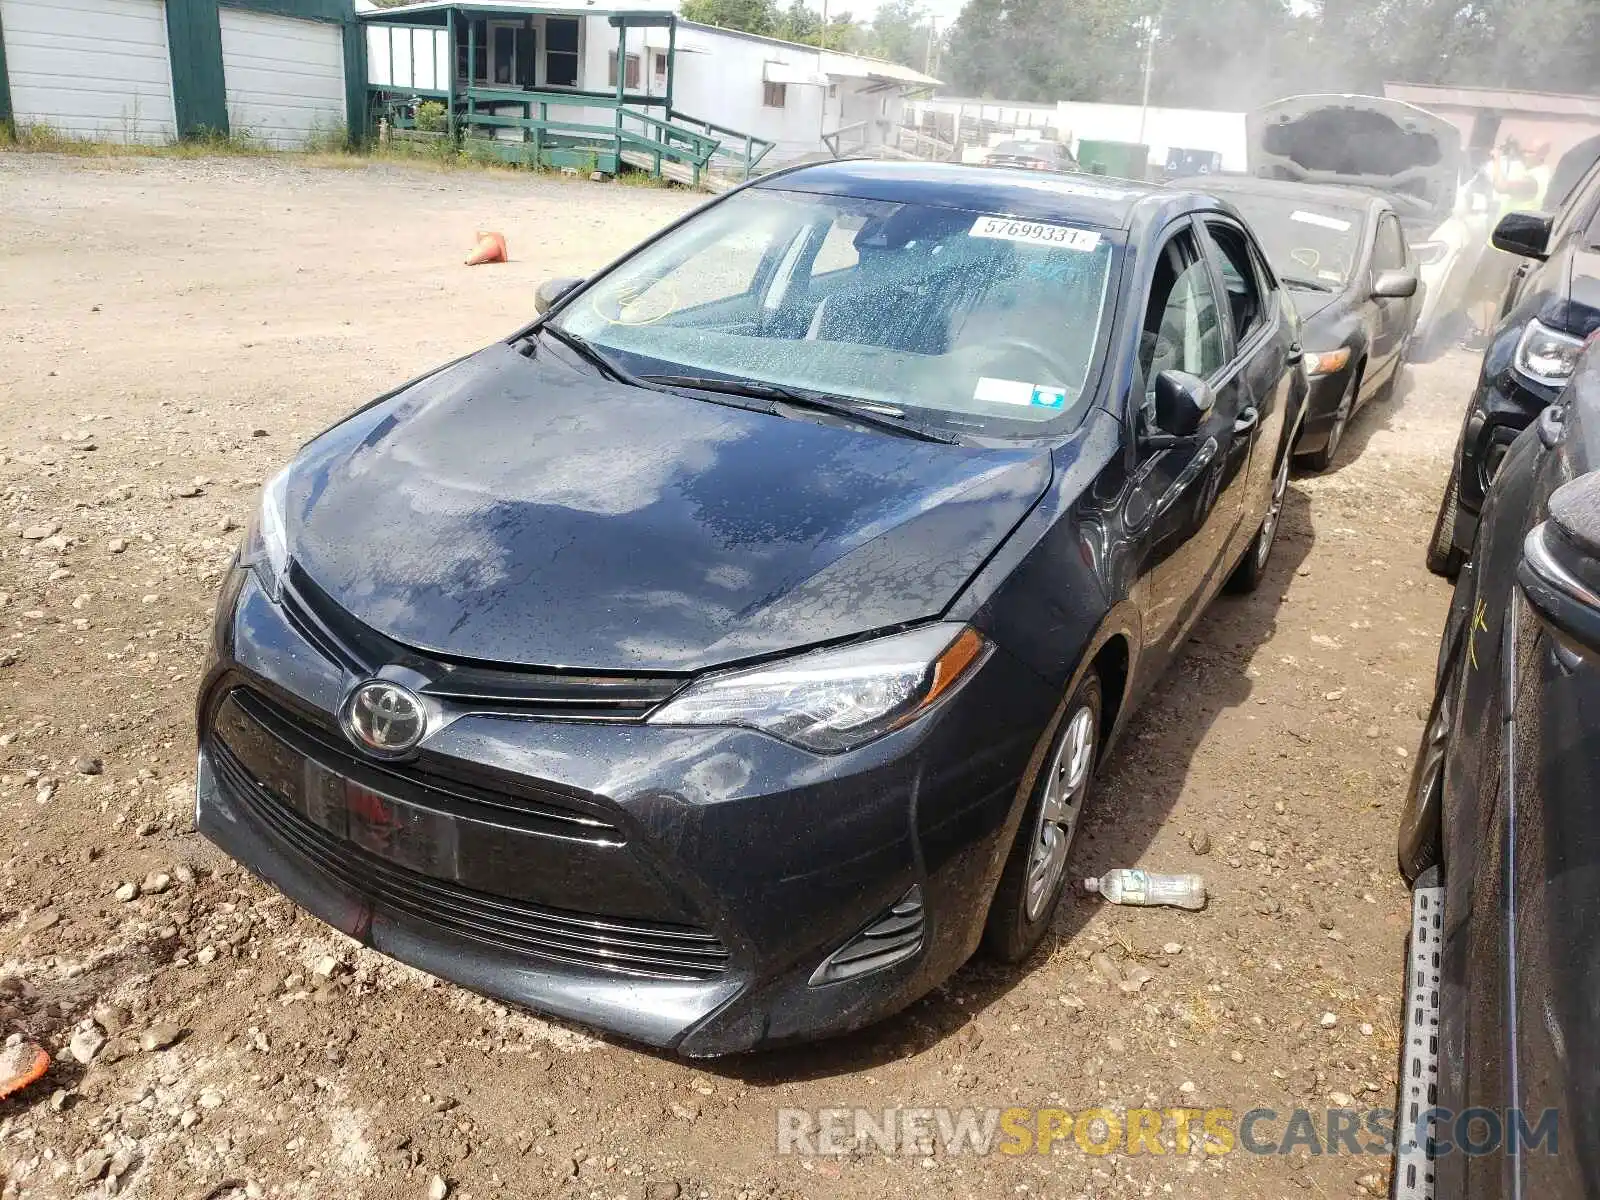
top-left (1198, 216), bottom-right (1288, 560)
top-left (1127, 221), bottom-right (1252, 662)
top-left (1369, 211), bottom-right (1411, 377)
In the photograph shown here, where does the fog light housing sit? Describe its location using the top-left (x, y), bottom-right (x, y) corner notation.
top-left (809, 886), bottom-right (924, 985)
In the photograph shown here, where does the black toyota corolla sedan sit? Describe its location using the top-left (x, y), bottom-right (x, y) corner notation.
top-left (1170, 176), bottom-right (1420, 470)
top-left (1396, 334), bottom-right (1600, 1198)
top-left (197, 161), bottom-right (1305, 1055)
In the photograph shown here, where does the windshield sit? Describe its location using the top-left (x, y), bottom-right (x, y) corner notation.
top-left (550, 188), bottom-right (1118, 435)
top-left (1215, 193), bottom-right (1365, 288)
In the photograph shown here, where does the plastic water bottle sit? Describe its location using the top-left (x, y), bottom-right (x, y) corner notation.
top-left (1084, 869), bottom-right (1207, 911)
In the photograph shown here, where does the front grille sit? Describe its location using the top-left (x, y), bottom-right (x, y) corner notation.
top-left (211, 739), bottom-right (732, 981)
top-left (227, 686), bottom-right (622, 845)
top-left (279, 564), bottom-right (684, 721)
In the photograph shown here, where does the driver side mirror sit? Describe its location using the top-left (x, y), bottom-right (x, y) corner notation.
top-left (535, 276), bottom-right (584, 315)
top-left (1146, 370), bottom-right (1213, 447)
top-left (1372, 268), bottom-right (1419, 299)
top-left (1492, 211), bottom-right (1555, 261)
top-left (1518, 470), bottom-right (1600, 657)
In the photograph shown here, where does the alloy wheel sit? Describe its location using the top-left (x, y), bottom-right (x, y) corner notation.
top-left (1024, 705), bottom-right (1096, 921)
top-left (1256, 452), bottom-right (1291, 570)
top-left (1325, 386), bottom-right (1353, 462)
top-left (1413, 664), bottom-right (1456, 815)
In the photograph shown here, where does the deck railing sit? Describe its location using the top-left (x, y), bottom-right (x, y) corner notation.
top-left (368, 85), bottom-right (774, 186)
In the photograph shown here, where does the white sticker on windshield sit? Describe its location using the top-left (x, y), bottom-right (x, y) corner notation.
top-left (969, 216), bottom-right (1101, 251)
top-left (1290, 210), bottom-right (1353, 232)
top-left (974, 377), bottom-right (1069, 408)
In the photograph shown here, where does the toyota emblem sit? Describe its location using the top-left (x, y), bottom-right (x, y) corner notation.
top-left (342, 681), bottom-right (427, 757)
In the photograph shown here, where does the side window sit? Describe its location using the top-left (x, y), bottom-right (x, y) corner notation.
top-left (1373, 215), bottom-right (1407, 270)
top-left (809, 223), bottom-right (860, 277)
top-left (1204, 221), bottom-right (1266, 346)
top-left (1554, 158), bottom-right (1600, 247)
top-left (606, 222), bottom-right (787, 319)
top-left (1138, 229), bottom-right (1227, 400)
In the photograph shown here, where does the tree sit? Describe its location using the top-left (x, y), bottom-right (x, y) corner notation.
top-left (775, 0), bottom-right (821, 43)
top-left (866, 0), bottom-right (941, 71)
top-left (680, 0), bottom-right (780, 36)
top-left (940, 0), bottom-right (1600, 108)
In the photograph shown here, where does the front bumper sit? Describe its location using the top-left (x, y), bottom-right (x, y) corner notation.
top-left (1292, 367), bottom-right (1355, 454)
top-left (197, 568), bottom-right (1057, 1055)
top-left (1450, 337), bottom-right (1561, 545)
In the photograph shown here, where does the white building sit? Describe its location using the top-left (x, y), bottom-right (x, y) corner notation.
top-left (361, 0), bottom-right (939, 182)
top-left (903, 94), bottom-right (1247, 175)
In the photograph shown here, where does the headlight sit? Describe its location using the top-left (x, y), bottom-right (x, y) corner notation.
top-left (1409, 240), bottom-right (1448, 266)
top-left (648, 624), bottom-right (990, 753)
top-left (1513, 319), bottom-right (1585, 388)
top-left (239, 465), bottom-right (291, 599)
top-left (1303, 347), bottom-right (1351, 377)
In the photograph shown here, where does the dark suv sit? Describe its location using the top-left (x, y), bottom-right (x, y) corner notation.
top-left (1427, 154), bottom-right (1600, 577)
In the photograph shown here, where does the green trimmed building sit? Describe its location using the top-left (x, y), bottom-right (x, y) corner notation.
top-left (0, 0), bottom-right (364, 145)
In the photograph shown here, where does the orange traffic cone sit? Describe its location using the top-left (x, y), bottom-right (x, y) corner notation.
top-left (465, 231), bottom-right (508, 266)
top-left (0, 1040), bottom-right (49, 1100)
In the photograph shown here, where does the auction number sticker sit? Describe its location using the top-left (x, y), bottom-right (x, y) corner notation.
top-left (970, 216), bottom-right (1101, 251)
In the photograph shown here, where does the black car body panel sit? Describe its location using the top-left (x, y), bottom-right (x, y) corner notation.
top-left (1442, 156), bottom-right (1600, 555)
top-left (1403, 342), bottom-right (1600, 1195)
top-left (198, 161), bottom-right (1306, 1054)
top-left (289, 341), bottom-right (1053, 672)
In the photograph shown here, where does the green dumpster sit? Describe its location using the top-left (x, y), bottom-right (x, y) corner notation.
top-left (1075, 139), bottom-right (1150, 181)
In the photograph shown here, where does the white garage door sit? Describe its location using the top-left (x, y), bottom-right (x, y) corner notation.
top-left (0, 0), bottom-right (176, 143)
top-left (219, 8), bottom-right (346, 149)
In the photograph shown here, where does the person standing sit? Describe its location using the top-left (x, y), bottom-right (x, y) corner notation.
top-left (1462, 141), bottom-right (1554, 352)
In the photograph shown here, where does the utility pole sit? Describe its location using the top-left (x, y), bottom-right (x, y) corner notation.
top-left (1136, 14), bottom-right (1158, 149)
top-left (924, 16), bottom-right (937, 76)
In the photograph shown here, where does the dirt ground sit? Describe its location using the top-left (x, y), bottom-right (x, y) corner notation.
top-left (0, 154), bottom-right (1475, 1200)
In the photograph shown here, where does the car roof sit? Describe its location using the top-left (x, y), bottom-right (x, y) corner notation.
top-left (754, 159), bottom-right (1177, 231)
top-left (1166, 173), bottom-right (1385, 214)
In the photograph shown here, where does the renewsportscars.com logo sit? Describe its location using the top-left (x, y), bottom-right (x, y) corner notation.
top-left (775, 1106), bottom-right (1560, 1158)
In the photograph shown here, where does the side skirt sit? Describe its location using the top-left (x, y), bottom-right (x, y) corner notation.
top-left (1395, 870), bottom-right (1444, 1200)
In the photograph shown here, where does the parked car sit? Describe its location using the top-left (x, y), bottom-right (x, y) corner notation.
top-left (1426, 151), bottom-right (1600, 578)
top-left (196, 161), bottom-right (1305, 1055)
top-left (1170, 175), bottom-right (1420, 469)
top-left (1397, 334), bottom-right (1600, 1199)
top-left (982, 139), bottom-right (1078, 173)
top-left (1248, 94), bottom-right (1491, 362)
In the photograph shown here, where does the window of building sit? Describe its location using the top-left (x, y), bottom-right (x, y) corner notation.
top-left (545, 17), bottom-right (579, 88)
top-left (652, 51), bottom-right (667, 91)
top-left (608, 51), bottom-right (641, 89)
top-left (491, 24), bottom-right (516, 85)
top-left (763, 81), bottom-right (787, 108)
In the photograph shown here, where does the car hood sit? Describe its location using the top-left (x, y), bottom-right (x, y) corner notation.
top-left (1287, 287), bottom-right (1346, 322)
top-left (285, 343), bottom-right (1053, 672)
top-left (1248, 94), bottom-right (1462, 220)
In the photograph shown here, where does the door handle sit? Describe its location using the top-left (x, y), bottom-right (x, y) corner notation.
top-left (1286, 343), bottom-right (1303, 365)
top-left (1233, 407), bottom-right (1260, 435)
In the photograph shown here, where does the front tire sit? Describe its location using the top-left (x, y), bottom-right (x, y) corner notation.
top-left (983, 671), bottom-right (1102, 964)
top-left (1399, 640), bottom-right (1461, 884)
top-left (1426, 467), bottom-right (1467, 579)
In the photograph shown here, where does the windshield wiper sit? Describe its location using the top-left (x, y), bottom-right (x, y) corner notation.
top-left (640, 375), bottom-right (958, 444)
top-left (536, 325), bottom-right (640, 385)
top-left (1282, 275), bottom-right (1336, 293)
